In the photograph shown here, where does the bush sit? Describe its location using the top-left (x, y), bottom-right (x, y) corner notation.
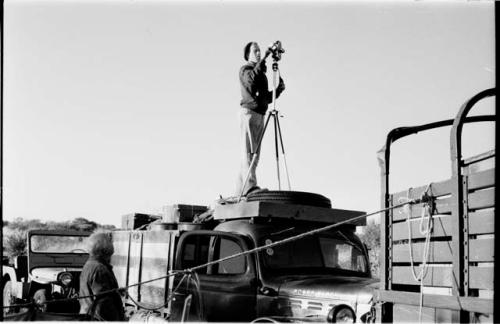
top-left (359, 222), bottom-right (380, 278)
top-left (4, 229), bottom-right (28, 259)
top-left (69, 218), bottom-right (98, 232)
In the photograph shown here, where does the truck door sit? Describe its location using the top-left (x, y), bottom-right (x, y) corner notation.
top-left (173, 231), bottom-right (257, 322)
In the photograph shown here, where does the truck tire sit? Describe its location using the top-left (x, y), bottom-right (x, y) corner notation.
top-left (3, 281), bottom-right (15, 315)
top-left (247, 190), bottom-right (332, 208)
top-left (251, 317), bottom-right (280, 323)
top-left (33, 289), bottom-right (49, 312)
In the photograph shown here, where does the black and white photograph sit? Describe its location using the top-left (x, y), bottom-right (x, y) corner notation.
top-left (0, 0), bottom-right (496, 322)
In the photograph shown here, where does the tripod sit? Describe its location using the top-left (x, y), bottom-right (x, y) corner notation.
top-left (238, 60), bottom-right (291, 199)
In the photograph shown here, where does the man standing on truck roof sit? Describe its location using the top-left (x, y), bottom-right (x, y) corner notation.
top-left (79, 231), bottom-right (125, 321)
top-left (236, 41), bottom-right (285, 196)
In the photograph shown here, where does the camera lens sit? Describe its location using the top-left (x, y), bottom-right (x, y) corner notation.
top-left (269, 41), bottom-right (284, 61)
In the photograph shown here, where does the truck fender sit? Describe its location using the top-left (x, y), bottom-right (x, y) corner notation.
top-left (2, 266), bottom-right (30, 300)
top-left (2, 266), bottom-right (18, 283)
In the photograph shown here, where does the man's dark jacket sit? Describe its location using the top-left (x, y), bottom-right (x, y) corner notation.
top-left (79, 256), bottom-right (125, 321)
top-left (240, 60), bottom-right (284, 115)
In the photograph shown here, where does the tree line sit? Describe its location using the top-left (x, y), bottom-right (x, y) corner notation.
top-left (358, 221), bottom-right (381, 278)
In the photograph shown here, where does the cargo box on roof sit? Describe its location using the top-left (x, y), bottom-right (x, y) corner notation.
top-left (121, 213), bottom-right (162, 230)
top-left (162, 204), bottom-right (208, 223)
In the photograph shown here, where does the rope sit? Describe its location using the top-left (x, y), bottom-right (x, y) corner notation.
top-left (2, 198), bottom-right (423, 311)
top-left (398, 183), bottom-right (434, 323)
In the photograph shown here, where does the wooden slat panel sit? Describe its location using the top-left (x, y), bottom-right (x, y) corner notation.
top-left (392, 198), bottom-right (452, 221)
top-left (391, 179), bottom-right (452, 203)
top-left (469, 239), bottom-right (494, 262)
top-left (463, 150), bottom-right (495, 166)
top-left (469, 209), bottom-right (495, 235)
top-left (392, 266), bottom-right (454, 287)
top-left (468, 188), bottom-right (495, 210)
top-left (468, 168), bottom-right (494, 190)
top-left (393, 241), bottom-right (454, 263)
top-left (393, 304), bottom-right (438, 323)
top-left (392, 216), bottom-right (453, 241)
top-left (376, 290), bottom-right (494, 314)
top-left (469, 267), bottom-right (494, 290)
top-left (393, 304), bottom-right (456, 323)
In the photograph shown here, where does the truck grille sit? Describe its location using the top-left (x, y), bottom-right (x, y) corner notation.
top-left (287, 298), bottom-right (334, 313)
top-left (306, 301), bottom-right (324, 311)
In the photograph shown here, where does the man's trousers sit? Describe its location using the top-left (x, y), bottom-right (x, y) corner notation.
top-left (235, 108), bottom-right (264, 196)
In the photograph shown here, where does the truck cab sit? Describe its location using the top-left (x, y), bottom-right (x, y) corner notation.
top-left (2, 230), bottom-right (90, 314)
top-left (113, 196), bottom-right (378, 322)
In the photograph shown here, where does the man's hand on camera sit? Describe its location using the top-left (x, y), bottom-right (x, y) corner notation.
top-left (264, 48), bottom-right (272, 59)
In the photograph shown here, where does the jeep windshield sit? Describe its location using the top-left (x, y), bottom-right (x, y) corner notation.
top-left (30, 234), bottom-right (88, 254)
top-left (261, 230), bottom-right (369, 277)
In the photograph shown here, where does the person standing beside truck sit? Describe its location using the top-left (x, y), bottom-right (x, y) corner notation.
top-left (236, 41), bottom-right (285, 196)
top-left (79, 231), bottom-right (125, 321)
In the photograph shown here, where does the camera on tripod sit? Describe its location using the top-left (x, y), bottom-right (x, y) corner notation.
top-left (268, 40), bottom-right (285, 61)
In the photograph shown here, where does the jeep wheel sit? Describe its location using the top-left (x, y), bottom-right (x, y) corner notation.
top-left (33, 289), bottom-right (49, 312)
top-left (3, 281), bottom-right (16, 315)
top-left (247, 190), bottom-right (332, 208)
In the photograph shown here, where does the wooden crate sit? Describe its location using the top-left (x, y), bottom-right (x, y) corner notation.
top-left (162, 204), bottom-right (208, 223)
top-left (121, 213), bottom-right (161, 230)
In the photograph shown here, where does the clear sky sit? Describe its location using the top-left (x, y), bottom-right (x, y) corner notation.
top-left (2, 0), bottom-right (495, 227)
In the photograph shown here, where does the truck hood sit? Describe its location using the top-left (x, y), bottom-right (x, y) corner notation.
top-left (30, 267), bottom-right (82, 284)
top-left (277, 275), bottom-right (378, 303)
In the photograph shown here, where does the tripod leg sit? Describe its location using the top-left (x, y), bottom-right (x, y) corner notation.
top-left (273, 113), bottom-right (281, 190)
top-left (275, 115), bottom-right (291, 190)
top-left (238, 112), bottom-right (273, 201)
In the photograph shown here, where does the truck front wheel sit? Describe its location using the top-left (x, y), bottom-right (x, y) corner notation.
top-left (33, 289), bottom-right (49, 312)
top-left (3, 281), bottom-right (16, 315)
top-left (251, 317), bottom-right (280, 323)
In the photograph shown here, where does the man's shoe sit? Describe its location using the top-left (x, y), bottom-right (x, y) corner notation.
top-left (244, 186), bottom-right (261, 196)
top-left (245, 186), bottom-right (269, 196)
top-left (252, 187), bottom-right (269, 194)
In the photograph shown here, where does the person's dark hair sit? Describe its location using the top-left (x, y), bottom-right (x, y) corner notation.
top-left (244, 42), bottom-right (256, 61)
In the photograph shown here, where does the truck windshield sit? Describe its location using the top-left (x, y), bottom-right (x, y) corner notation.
top-left (262, 231), bottom-right (368, 276)
top-left (30, 235), bottom-right (88, 253)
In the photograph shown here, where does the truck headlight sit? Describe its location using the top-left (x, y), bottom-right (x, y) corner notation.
top-left (327, 305), bottom-right (355, 323)
top-left (58, 272), bottom-right (73, 286)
